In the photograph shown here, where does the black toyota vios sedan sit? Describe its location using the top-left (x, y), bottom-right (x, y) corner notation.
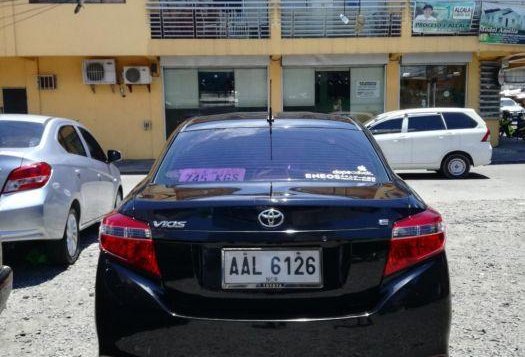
top-left (95, 113), bottom-right (450, 357)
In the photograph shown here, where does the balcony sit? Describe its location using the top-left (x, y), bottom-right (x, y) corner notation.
top-left (281, 0), bottom-right (404, 38)
top-left (147, 0), bottom-right (270, 39)
top-left (146, 0), bottom-right (488, 40)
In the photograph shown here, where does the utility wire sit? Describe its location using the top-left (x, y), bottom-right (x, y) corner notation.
top-left (0, 3), bottom-right (37, 9)
top-left (0, 4), bottom-right (61, 30)
top-left (0, 4), bottom-right (62, 21)
top-left (0, 0), bottom-right (27, 5)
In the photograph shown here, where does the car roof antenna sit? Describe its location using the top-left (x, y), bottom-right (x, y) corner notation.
top-left (267, 80), bottom-right (274, 127)
top-left (268, 107), bottom-right (274, 126)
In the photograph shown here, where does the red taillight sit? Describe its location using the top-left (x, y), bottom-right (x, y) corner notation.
top-left (384, 209), bottom-right (446, 277)
top-left (481, 128), bottom-right (491, 142)
top-left (99, 212), bottom-right (160, 278)
top-left (2, 162), bottom-right (52, 194)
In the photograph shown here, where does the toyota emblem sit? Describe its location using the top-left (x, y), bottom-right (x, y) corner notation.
top-left (258, 208), bottom-right (284, 228)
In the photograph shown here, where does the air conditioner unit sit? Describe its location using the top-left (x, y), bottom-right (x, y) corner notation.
top-left (123, 66), bottom-right (152, 85)
top-left (82, 59), bottom-right (116, 85)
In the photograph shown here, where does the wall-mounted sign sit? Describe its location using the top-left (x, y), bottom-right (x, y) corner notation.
top-left (356, 80), bottom-right (380, 99)
top-left (480, 1), bottom-right (525, 45)
top-left (412, 1), bottom-right (475, 34)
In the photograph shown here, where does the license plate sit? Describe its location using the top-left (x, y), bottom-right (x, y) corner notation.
top-left (222, 248), bottom-right (322, 289)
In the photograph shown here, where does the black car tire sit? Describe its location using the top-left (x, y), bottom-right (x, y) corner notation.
top-left (441, 154), bottom-right (470, 179)
top-left (48, 207), bottom-right (80, 265)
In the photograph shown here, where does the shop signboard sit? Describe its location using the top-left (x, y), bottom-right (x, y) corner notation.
top-left (480, 1), bottom-right (525, 45)
top-left (412, 1), bottom-right (475, 34)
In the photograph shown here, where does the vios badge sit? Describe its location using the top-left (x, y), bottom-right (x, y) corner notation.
top-left (258, 208), bottom-right (284, 228)
top-left (153, 221), bottom-right (186, 228)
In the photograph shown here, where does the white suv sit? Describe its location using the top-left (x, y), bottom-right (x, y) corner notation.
top-left (365, 108), bottom-right (492, 179)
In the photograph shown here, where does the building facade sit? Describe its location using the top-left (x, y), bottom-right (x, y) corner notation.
top-left (1, 0), bottom-right (524, 158)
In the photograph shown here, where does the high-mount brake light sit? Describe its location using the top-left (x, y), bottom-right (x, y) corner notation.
top-left (384, 209), bottom-right (446, 276)
top-left (99, 212), bottom-right (160, 278)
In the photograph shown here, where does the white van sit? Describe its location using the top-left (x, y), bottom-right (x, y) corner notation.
top-left (365, 108), bottom-right (492, 178)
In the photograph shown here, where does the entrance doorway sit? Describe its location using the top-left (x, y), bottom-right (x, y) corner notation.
top-left (400, 65), bottom-right (466, 109)
top-left (315, 70), bottom-right (350, 112)
top-left (2, 88), bottom-right (28, 114)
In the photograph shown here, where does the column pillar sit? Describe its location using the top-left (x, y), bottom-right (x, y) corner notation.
top-left (269, 56), bottom-right (282, 113)
top-left (385, 55), bottom-right (401, 112)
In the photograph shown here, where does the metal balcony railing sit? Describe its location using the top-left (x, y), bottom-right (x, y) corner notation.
top-left (147, 0), bottom-right (270, 39)
top-left (281, 0), bottom-right (405, 38)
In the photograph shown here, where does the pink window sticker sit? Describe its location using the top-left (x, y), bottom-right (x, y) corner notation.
top-left (178, 168), bottom-right (246, 183)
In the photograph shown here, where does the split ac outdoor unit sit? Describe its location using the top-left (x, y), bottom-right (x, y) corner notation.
top-left (123, 66), bottom-right (152, 85)
top-left (82, 59), bottom-right (116, 85)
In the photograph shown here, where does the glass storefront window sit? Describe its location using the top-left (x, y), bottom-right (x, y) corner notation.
top-left (400, 65), bottom-right (466, 109)
top-left (283, 66), bottom-right (385, 120)
top-left (164, 68), bottom-right (268, 137)
top-left (198, 71), bottom-right (235, 108)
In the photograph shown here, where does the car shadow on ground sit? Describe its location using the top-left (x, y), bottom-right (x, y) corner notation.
top-left (2, 224), bottom-right (99, 289)
top-left (398, 172), bottom-right (490, 180)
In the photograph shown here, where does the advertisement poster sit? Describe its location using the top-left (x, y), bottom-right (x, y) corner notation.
top-left (356, 81), bottom-right (380, 99)
top-left (412, 1), bottom-right (475, 34)
top-left (480, 1), bottom-right (525, 45)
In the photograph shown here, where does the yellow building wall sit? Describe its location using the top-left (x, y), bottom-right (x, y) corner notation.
top-left (0, 53), bottom-right (505, 157)
top-left (1, 1), bottom-right (524, 57)
top-left (0, 2), bottom-right (149, 57)
top-left (2, 2), bottom-right (523, 155)
top-left (0, 57), bottom-right (164, 159)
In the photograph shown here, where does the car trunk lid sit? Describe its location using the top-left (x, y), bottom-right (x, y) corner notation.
top-left (126, 181), bottom-right (415, 319)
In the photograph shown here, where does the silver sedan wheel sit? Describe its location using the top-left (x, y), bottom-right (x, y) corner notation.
top-left (115, 192), bottom-right (122, 209)
top-left (448, 158), bottom-right (467, 176)
top-left (66, 213), bottom-right (79, 258)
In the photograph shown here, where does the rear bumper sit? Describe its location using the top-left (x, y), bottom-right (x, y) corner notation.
top-left (0, 188), bottom-right (63, 242)
top-left (0, 265), bottom-right (13, 313)
top-left (472, 144), bottom-right (492, 167)
top-left (96, 252), bottom-right (451, 357)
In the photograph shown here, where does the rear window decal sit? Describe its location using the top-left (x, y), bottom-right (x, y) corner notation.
top-left (173, 168), bottom-right (246, 182)
top-left (305, 168), bottom-right (376, 183)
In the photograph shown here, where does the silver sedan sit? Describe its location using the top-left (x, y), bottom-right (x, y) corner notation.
top-left (0, 115), bottom-right (122, 264)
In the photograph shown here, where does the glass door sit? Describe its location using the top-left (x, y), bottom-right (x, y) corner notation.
top-left (315, 70), bottom-right (350, 112)
top-left (432, 66), bottom-right (466, 107)
top-left (400, 65), bottom-right (466, 109)
top-left (400, 66), bottom-right (429, 108)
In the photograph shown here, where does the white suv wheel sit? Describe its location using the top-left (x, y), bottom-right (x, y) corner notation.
top-left (442, 154), bottom-right (470, 179)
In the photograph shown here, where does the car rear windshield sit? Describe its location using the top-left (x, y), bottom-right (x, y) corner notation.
top-left (155, 127), bottom-right (389, 185)
top-left (0, 121), bottom-right (44, 148)
top-left (501, 98), bottom-right (516, 106)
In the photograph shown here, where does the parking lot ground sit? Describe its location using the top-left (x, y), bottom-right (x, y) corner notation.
top-left (492, 136), bottom-right (525, 165)
top-left (0, 166), bottom-right (524, 357)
